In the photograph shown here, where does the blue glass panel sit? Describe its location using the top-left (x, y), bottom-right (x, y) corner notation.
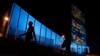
top-left (40, 25), bottom-right (46, 45)
top-left (45, 28), bottom-right (51, 46)
top-left (8, 3), bottom-right (20, 36)
top-left (52, 33), bottom-right (65, 50)
top-left (55, 34), bottom-right (58, 48)
top-left (51, 31), bottom-right (56, 47)
top-left (17, 9), bottom-right (28, 39)
top-left (55, 34), bottom-right (60, 48)
top-left (34, 20), bottom-right (41, 43)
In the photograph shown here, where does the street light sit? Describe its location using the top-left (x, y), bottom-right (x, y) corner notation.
top-left (62, 34), bottom-right (65, 38)
top-left (2, 16), bottom-right (9, 37)
top-left (4, 17), bottom-right (9, 21)
top-left (3, 17), bottom-right (9, 26)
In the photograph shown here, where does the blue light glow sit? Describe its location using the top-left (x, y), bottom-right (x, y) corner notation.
top-left (40, 25), bottom-right (46, 45)
top-left (17, 9), bottom-right (28, 39)
top-left (8, 3), bottom-right (65, 50)
top-left (8, 3), bottom-right (20, 36)
top-left (45, 28), bottom-right (51, 46)
top-left (51, 31), bottom-right (56, 47)
top-left (34, 20), bottom-right (41, 42)
top-left (70, 42), bottom-right (88, 55)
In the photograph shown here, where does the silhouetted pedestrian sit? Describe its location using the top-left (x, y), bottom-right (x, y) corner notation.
top-left (19, 21), bottom-right (36, 55)
top-left (62, 36), bottom-right (71, 56)
top-left (19, 21), bottom-right (36, 44)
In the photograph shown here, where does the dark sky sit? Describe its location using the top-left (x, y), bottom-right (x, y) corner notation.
top-left (0, 0), bottom-right (100, 53)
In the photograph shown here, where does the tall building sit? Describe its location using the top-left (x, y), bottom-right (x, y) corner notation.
top-left (70, 4), bottom-right (89, 55)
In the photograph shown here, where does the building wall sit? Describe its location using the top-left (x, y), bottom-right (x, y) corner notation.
top-left (70, 5), bottom-right (90, 55)
top-left (7, 3), bottom-right (65, 50)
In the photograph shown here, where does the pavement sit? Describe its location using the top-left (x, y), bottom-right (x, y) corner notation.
top-left (0, 37), bottom-right (64, 56)
top-left (0, 37), bottom-right (98, 56)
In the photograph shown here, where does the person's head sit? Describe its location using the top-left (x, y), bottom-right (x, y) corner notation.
top-left (29, 21), bottom-right (33, 26)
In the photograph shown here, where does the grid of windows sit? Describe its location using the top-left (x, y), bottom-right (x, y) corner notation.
top-left (71, 5), bottom-right (89, 55)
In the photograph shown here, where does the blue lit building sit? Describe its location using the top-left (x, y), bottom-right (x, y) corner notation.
top-left (70, 5), bottom-right (90, 55)
top-left (2, 2), bottom-right (90, 55)
top-left (5, 2), bottom-right (65, 51)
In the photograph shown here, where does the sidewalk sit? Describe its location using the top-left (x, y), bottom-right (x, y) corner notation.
top-left (0, 37), bottom-right (64, 56)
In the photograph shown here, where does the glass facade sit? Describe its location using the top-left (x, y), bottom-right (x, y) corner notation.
top-left (7, 3), bottom-right (65, 50)
top-left (17, 9), bottom-right (28, 39)
top-left (8, 3), bottom-right (20, 37)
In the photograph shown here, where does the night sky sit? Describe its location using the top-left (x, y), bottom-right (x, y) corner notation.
top-left (0, 0), bottom-right (100, 53)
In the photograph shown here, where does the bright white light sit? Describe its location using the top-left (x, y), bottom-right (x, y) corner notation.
top-left (62, 34), bottom-right (65, 38)
top-left (4, 17), bottom-right (9, 21)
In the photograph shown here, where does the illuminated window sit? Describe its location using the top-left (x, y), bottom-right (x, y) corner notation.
top-left (8, 3), bottom-right (20, 36)
top-left (34, 20), bottom-right (41, 42)
top-left (51, 31), bottom-right (56, 47)
top-left (71, 5), bottom-right (89, 55)
top-left (40, 25), bottom-right (46, 44)
top-left (72, 19), bottom-right (76, 27)
top-left (45, 28), bottom-right (51, 46)
top-left (76, 23), bottom-right (82, 30)
top-left (17, 9), bottom-right (28, 39)
top-left (72, 33), bottom-right (76, 40)
top-left (55, 34), bottom-right (59, 48)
